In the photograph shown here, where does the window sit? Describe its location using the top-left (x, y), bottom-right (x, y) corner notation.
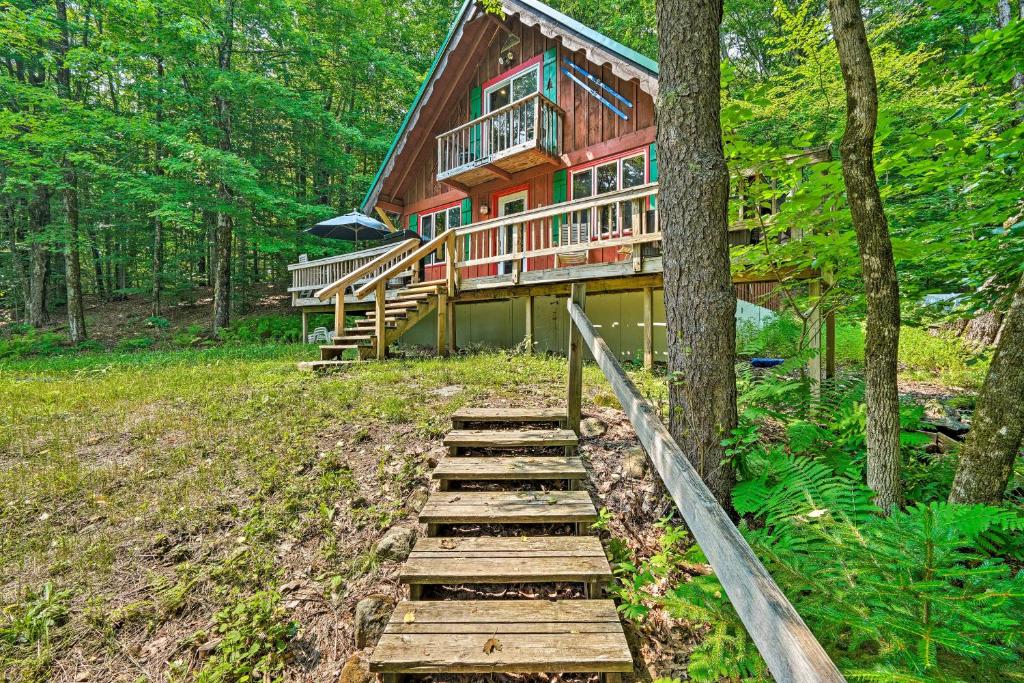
top-left (568, 151), bottom-right (649, 240)
top-left (420, 205), bottom-right (463, 264)
top-left (484, 63), bottom-right (540, 154)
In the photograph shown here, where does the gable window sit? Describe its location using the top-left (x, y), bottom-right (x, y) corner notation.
top-left (420, 204), bottom-right (463, 264)
top-left (567, 150), bottom-right (648, 241)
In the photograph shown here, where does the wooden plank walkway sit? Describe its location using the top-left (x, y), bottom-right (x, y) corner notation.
top-left (369, 406), bottom-right (633, 682)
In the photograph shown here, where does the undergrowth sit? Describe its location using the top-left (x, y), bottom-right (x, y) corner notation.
top-left (607, 368), bottom-right (1024, 682)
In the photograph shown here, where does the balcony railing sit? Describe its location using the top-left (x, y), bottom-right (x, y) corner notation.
top-left (436, 92), bottom-right (563, 185)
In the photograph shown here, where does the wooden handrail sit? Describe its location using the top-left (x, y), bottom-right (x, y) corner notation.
top-left (354, 231), bottom-right (450, 299)
top-left (566, 288), bottom-right (845, 683)
top-left (315, 239), bottom-right (419, 301)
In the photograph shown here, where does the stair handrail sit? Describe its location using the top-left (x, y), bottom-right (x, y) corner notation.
top-left (565, 283), bottom-right (845, 683)
top-left (353, 231), bottom-right (450, 299)
top-left (315, 239), bottom-right (419, 302)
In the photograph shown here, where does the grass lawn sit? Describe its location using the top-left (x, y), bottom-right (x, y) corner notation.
top-left (1, 345), bottom-right (667, 682)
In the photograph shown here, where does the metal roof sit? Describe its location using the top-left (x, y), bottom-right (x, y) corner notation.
top-left (360, 0), bottom-right (659, 212)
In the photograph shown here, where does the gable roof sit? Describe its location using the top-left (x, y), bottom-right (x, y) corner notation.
top-left (360, 0), bottom-right (659, 213)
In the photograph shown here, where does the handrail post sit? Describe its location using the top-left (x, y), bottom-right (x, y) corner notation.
top-left (446, 231), bottom-right (457, 295)
top-left (375, 281), bottom-right (386, 361)
top-left (333, 289), bottom-right (346, 340)
top-left (512, 222), bottom-right (522, 284)
top-left (567, 282), bottom-right (586, 435)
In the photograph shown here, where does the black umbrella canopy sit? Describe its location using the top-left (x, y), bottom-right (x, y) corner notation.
top-left (306, 211), bottom-right (391, 241)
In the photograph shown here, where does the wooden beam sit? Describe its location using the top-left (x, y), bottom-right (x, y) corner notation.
top-left (334, 293), bottom-right (345, 340)
top-left (301, 309), bottom-right (308, 345)
top-left (643, 287), bottom-right (653, 370)
top-left (441, 178), bottom-right (472, 194)
top-left (375, 281), bottom-right (386, 361)
top-left (446, 297), bottom-right (456, 354)
top-left (525, 295), bottom-right (535, 354)
top-left (564, 301), bottom-right (845, 683)
top-left (483, 163), bottom-right (513, 180)
top-left (437, 293), bottom-right (448, 357)
top-left (377, 199), bottom-right (404, 214)
top-left (566, 283), bottom-right (586, 435)
top-left (807, 279), bottom-right (823, 401)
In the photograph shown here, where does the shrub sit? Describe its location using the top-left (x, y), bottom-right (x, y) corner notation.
top-left (219, 314), bottom-right (303, 345)
top-left (0, 330), bottom-right (69, 359)
top-left (114, 335), bottom-right (156, 352)
top-left (195, 590), bottom-right (297, 683)
top-left (898, 326), bottom-right (989, 388)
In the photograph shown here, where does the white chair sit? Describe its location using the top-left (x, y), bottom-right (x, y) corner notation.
top-left (307, 326), bottom-right (331, 344)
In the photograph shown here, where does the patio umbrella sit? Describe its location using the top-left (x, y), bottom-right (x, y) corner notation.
top-left (306, 211), bottom-right (391, 242)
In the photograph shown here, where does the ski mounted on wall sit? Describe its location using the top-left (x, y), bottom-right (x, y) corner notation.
top-left (560, 66), bottom-right (629, 121)
top-left (562, 59), bottom-right (633, 110)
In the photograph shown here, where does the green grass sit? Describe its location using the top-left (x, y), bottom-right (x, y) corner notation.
top-left (0, 345), bottom-right (633, 680)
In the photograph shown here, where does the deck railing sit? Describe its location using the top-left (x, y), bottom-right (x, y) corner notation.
top-left (565, 282), bottom-right (845, 683)
top-left (437, 92), bottom-right (563, 181)
top-left (352, 183), bottom-right (661, 301)
top-left (288, 243), bottom-right (407, 296)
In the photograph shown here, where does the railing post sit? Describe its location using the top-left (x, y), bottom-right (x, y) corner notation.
top-left (512, 222), bottom-right (522, 284)
top-left (334, 290), bottom-right (346, 340)
top-left (446, 231), bottom-right (457, 295)
top-left (375, 281), bottom-right (386, 361)
top-left (567, 282), bottom-right (586, 435)
top-left (437, 292), bottom-right (448, 357)
top-left (643, 286), bottom-right (654, 370)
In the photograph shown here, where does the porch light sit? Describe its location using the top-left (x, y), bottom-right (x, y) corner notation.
top-left (480, 204), bottom-right (489, 216)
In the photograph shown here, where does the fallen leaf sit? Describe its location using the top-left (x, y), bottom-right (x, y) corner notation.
top-left (482, 637), bottom-right (503, 654)
top-left (440, 539), bottom-right (458, 549)
top-left (404, 611), bottom-right (416, 623)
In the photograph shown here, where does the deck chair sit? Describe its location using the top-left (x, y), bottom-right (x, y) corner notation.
top-left (307, 326), bottom-right (331, 344)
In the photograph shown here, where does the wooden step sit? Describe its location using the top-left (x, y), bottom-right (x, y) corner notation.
top-left (368, 300), bottom-right (421, 312)
top-left (332, 334), bottom-right (374, 344)
top-left (433, 456), bottom-right (586, 482)
top-left (297, 359), bottom-right (364, 372)
top-left (401, 536), bottom-right (610, 585)
top-left (393, 292), bottom-right (430, 302)
top-left (419, 490), bottom-right (597, 526)
top-left (443, 428), bottom-right (578, 450)
top-left (452, 406), bottom-right (568, 428)
top-left (369, 599), bottom-right (631, 676)
top-left (363, 312), bottom-right (407, 321)
top-left (319, 344), bottom-right (361, 360)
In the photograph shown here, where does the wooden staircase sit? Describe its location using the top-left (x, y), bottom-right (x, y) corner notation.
top-left (369, 406), bottom-right (633, 682)
top-left (314, 281), bottom-right (446, 367)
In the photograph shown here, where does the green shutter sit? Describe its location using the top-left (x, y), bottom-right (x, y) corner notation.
top-left (552, 169), bottom-right (567, 244)
top-left (469, 86), bottom-right (482, 159)
top-left (649, 143), bottom-right (658, 209)
top-left (542, 47), bottom-right (558, 102)
top-left (409, 213), bottom-right (418, 233)
top-left (461, 198), bottom-right (472, 259)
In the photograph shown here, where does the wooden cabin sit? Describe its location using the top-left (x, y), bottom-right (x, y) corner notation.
top-left (290, 0), bottom-right (818, 368)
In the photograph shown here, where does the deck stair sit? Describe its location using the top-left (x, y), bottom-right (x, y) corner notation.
top-left (368, 406), bottom-right (632, 682)
top-left (317, 282), bottom-right (445, 362)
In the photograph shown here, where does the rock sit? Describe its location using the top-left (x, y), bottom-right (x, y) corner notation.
top-left (338, 653), bottom-right (373, 683)
top-left (375, 526), bottom-right (417, 562)
top-left (408, 488), bottom-right (430, 512)
top-left (425, 446), bottom-right (446, 469)
top-left (355, 595), bottom-right (394, 649)
top-left (623, 446), bottom-right (648, 478)
top-left (430, 384), bottom-right (463, 398)
top-left (579, 417), bottom-right (607, 438)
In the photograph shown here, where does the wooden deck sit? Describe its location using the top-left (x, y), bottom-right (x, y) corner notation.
top-left (368, 405), bottom-right (632, 682)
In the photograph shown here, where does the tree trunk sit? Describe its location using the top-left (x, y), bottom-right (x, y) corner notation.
top-left (949, 274), bottom-right (1024, 503)
top-left (152, 13), bottom-right (165, 317)
top-left (997, 0), bottom-right (1024, 91)
top-left (27, 186), bottom-right (51, 327)
top-left (828, 0), bottom-right (903, 513)
top-left (212, 0), bottom-right (234, 331)
top-left (55, 0), bottom-right (86, 343)
top-left (656, 0), bottom-right (737, 508)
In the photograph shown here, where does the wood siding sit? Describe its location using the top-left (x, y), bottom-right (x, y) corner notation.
top-left (397, 18), bottom-right (657, 281)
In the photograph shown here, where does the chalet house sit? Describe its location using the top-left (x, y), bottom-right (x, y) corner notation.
top-left (289, 0), bottom-right (801, 367)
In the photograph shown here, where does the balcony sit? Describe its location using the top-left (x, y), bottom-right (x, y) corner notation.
top-left (436, 92), bottom-right (564, 188)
